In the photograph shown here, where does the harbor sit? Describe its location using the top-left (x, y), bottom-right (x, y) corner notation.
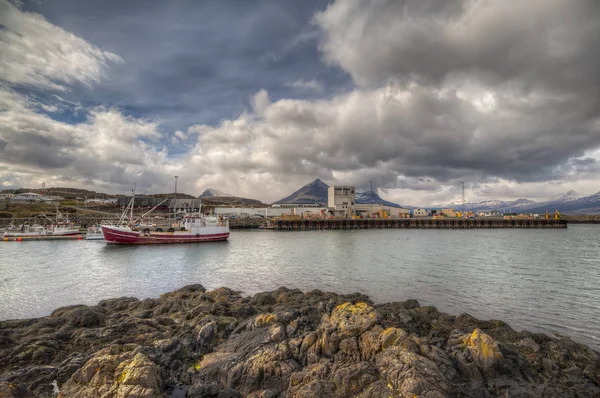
top-left (268, 217), bottom-right (567, 230)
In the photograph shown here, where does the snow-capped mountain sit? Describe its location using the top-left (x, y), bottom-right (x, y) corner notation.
top-left (198, 188), bottom-right (232, 198)
top-left (548, 190), bottom-right (581, 203)
top-left (355, 190), bottom-right (403, 208)
top-left (445, 190), bottom-right (600, 214)
top-left (527, 191), bottom-right (600, 214)
top-left (273, 178), bottom-right (329, 205)
top-left (446, 198), bottom-right (537, 212)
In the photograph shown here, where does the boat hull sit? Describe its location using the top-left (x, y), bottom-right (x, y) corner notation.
top-left (85, 234), bottom-right (105, 240)
top-left (101, 225), bottom-right (229, 244)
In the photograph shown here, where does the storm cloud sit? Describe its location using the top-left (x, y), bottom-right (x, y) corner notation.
top-left (1, 0), bottom-right (599, 204)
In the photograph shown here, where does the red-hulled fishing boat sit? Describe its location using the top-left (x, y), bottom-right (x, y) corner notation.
top-left (101, 215), bottom-right (229, 244)
top-left (101, 188), bottom-right (229, 244)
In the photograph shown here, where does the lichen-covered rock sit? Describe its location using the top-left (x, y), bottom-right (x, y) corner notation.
top-left (462, 328), bottom-right (503, 377)
top-left (1, 284), bottom-right (599, 397)
top-left (326, 303), bottom-right (379, 339)
top-left (57, 348), bottom-right (163, 398)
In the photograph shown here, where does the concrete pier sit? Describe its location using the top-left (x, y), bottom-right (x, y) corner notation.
top-left (269, 218), bottom-right (567, 230)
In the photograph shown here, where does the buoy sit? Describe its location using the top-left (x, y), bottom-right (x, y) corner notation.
top-left (2, 237), bottom-right (8, 242)
top-left (17, 237), bottom-right (22, 242)
top-left (78, 236), bottom-right (83, 240)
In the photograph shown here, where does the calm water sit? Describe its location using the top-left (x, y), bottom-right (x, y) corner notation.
top-left (1, 225), bottom-right (599, 350)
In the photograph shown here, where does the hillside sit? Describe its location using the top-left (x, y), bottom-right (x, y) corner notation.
top-left (0, 187), bottom-right (115, 200)
top-left (274, 178), bottom-right (329, 205)
top-left (148, 193), bottom-right (197, 199)
top-left (201, 196), bottom-right (264, 206)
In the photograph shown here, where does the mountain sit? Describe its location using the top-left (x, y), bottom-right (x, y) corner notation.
top-left (273, 178), bottom-right (329, 205)
top-left (199, 188), bottom-right (232, 198)
top-left (446, 198), bottom-right (538, 212)
top-left (549, 190), bottom-right (581, 202)
top-left (355, 190), bottom-right (403, 208)
top-left (527, 191), bottom-right (600, 215)
top-left (443, 190), bottom-right (600, 214)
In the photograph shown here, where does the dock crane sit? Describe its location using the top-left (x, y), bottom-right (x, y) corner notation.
top-left (545, 210), bottom-right (561, 220)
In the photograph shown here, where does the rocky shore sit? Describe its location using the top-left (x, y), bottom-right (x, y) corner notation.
top-left (1, 285), bottom-right (599, 397)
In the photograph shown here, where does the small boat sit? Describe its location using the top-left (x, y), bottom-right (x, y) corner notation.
top-left (85, 226), bottom-right (105, 240)
top-left (100, 187), bottom-right (229, 244)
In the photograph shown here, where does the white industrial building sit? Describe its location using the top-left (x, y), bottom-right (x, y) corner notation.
top-left (328, 185), bottom-right (355, 218)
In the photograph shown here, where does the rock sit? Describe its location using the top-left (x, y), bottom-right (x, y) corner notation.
top-left (1, 284), bottom-right (599, 397)
top-left (51, 306), bottom-right (107, 328)
top-left (326, 302), bottom-right (378, 339)
top-left (518, 337), bottom-right (540, 353)
top-left (58, 348), bottom-right (163, 398)
top-left (375, 346), bottom-right (454, 397)
top-left (461, 328), bottom-right (503, 377)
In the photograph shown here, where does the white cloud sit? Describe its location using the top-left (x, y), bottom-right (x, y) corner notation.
top-left (0, 0), bottom-right (122, 91)
top-left (286, 79), bottom-right (324, 93)
top-left (0, 85), bottom-right (170, 193)
top-left (1, 0), bottom-right (600, 207)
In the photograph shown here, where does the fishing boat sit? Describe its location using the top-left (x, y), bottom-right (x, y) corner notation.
top-left (4, 206), bottom-right (79, 238)
top-left (3, 224), bottom-right (80, 237)
top-left (101, 188), bottom-right (229, 244)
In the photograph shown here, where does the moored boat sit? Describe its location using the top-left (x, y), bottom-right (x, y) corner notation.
top-left (101, 188), bottom-right (229, 244)
top-left (101, 215), bottom-right (229, 244)
top-left (3, 224), bottom-right (79, 238)
top-left (85, 226), bottom-right (105, 240)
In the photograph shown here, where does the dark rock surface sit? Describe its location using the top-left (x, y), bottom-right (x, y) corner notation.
top-left (1, 284), bottom-right (599, 397)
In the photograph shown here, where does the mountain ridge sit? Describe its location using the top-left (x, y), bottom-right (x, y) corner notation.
top-left (273, 178), bottom-right (329, 205)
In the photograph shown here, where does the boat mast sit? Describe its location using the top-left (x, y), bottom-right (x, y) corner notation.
top-left (130, 183), bottom-right (136, 226)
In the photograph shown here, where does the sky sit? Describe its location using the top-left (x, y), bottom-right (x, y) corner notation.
top-left (1, 0), bottom-right (599, 206)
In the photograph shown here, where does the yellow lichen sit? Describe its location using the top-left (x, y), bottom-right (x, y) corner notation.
top-left (464, 329), bottom-right (503, 360)
top-left (255, 313), bottom-right (278, 327)
top-left (335, 302), bottom-right (370, 315)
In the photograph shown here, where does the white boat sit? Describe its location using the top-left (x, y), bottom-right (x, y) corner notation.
top-left (3, 224), bottom-right (80, 238)
top-left (85, 226), bottom-right (105, 240)
top-left (3, 206), bottom-right (79, 238)
top-left (4, 225), bottom-right (47, 237)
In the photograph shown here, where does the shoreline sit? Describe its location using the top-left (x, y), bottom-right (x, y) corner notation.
top-left (1, 285), bottom-right (599, 397)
